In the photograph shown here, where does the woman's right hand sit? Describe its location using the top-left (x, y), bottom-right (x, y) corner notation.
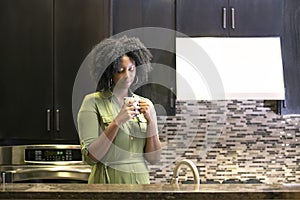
top-left (114, 102), bottom-right (139, 126)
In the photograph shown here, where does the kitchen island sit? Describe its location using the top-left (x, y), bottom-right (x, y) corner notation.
top-left (1, 183), bottom-right (300, 199)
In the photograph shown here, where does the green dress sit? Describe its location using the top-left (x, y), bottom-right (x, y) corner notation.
top-left (77, 91), bottom-right (157, 184)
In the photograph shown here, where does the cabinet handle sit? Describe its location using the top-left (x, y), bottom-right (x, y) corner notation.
top-left (222, 7), bottom-right (227, 29)
top-left (170, 87), bottom-right (174, 108)
top-left (47, 109), bottom-right (51, 131)
top-left (282, 100), bottom-right (286, 108)
top-left (231, 7), bottom-right (235, 29)
top-left (283, 88), bottom-right (287, 108)
top-left (56, 109), bottom-right (60, 132)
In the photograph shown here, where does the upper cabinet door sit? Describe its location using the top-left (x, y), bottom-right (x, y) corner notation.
top-left (113, 0), bottom-right (175, 32)
top-left (142, 0), bottom-right (175, 29)
top-left (0, 0), bottom-right (54, 144)
top-left (176, 0), bottom-right (228, 37)
top-left (229, 0), bottom-right (283, 36)
top-left (112, 0), bottom-right (176, 115)
top-left (176, 0), bottom-right (283, 37)
top-left (281, 0), bottom-right (300, 115)
top-left (54, 0), bottom-right (110, 142)
top-left (112, 0), bottom-right (143, 34)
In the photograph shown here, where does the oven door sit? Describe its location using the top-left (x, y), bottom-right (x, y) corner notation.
top-left (1, 165), bottom-right (91, 183)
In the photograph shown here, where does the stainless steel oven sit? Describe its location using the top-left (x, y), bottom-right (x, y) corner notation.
top-left (0, 145), bottom-right (91, 183)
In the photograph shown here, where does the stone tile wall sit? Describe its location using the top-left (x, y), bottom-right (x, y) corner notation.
top-left (149, 100), bottom-right (300, 184)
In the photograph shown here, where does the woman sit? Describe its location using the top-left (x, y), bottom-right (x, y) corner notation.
top-left (77, 36), bottom-right (161, 184)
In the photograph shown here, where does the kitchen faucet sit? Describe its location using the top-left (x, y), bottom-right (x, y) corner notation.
top-left (171, 159), bottom-right (200, 184)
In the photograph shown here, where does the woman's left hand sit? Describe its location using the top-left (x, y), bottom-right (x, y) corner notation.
top-left (138, 99), bottom-right (152, 122)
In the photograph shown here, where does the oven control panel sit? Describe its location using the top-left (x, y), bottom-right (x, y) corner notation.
top-left (25, 148), bottom-right (82, 162)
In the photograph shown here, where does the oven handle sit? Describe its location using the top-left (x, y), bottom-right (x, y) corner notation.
top-left (1, 167), bottom-right (91, 183)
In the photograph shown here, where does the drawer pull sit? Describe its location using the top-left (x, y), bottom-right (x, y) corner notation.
top-left (47, 109), bottom-right (51, 131)
top-left (222, 7), bottom-right (227, 29)
top-left (56, 109), bottom-right (60, 132)
top-left (231, 7), bottom-right (235, 29)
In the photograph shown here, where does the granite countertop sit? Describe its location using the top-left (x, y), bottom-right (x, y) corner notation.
top-left (1, 183), bottom-right (300, 199)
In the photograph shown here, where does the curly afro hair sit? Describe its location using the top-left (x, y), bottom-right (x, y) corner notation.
top-left (89, 36), bottom-right (153, 91)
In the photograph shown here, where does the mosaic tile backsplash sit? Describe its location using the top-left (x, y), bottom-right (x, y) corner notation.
top-left (149, 100), bottom-right (300, 184)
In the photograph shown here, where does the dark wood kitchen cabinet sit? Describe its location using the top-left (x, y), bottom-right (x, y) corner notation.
top-left (0, 0), bottom-right (109, 145)
top-left (280, 0), bottom-right (300, 115)
top-left (176, 0), bottom-right (283, 37)
top-left (0, 0), bottom-right (54, 145)
top-left (112, 0), bottom-right (176, 115)
top-left (53, 0), bottom-right (110, 142)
